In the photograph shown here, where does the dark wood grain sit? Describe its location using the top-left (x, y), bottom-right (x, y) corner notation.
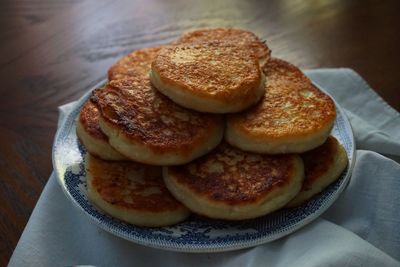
top-left (1, 0), bottom-right (399, 265)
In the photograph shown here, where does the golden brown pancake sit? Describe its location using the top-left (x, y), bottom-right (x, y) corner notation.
top-left (85, 154), bottom-right (190, 227)
top-left (108, 46), bottom-right (163, 81)
top-left (163, 142), bottom-right (304, 220)
top-left (226, 58), bottom-right (336, 154)
top-left (150, 42), bottom-right (265, 113)
top-left (174, 28), bottom-right (271, 67)
top-left (287, 136), bottom-right (348, 207)
top-left (76, 101), bottom-right (126, 160)
top-left (91, 78), bottom-right (224, 165)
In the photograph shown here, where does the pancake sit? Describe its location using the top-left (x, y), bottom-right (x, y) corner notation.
top-left (85, 154), bottom-right (190, 227)
top-left (287, 136), bottom-right (348, 207)
top-left (108, 46), bottom-right (163, 81)
top-left (163, 142), bottom-right (304, 220)
top-left (76, 101), bottom-right (126, 161)
top-left (174, 28), bottom-right (271, 67)
top-left (150, 42), bottom-right (265, 113)
top-left (91, 78), bottom-right (224, 165)
top-left (226, 58), bottom-right (336, 154)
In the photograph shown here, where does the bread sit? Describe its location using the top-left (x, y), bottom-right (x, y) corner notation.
top-left (163, 142), bottom-right (304, 220)
top-left (76, 101), bottom-right (126, 160)
top-left (174, 27), bottom-right (270, 67)
top-left (108, 46), bottom-right (163, 81)
top-left (86, 154), bottom-right (190, 227)
top-left (150, 42), bottom-right (265, 113)
top-left (226, 58), bottom-right (336, 154)
top-left (287, 136), bottom-right (348, 207)
top-left (91, 78), bottom-right (224, 165)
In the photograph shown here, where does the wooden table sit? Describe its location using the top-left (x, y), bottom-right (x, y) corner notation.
top-left (1, 0), bottom-right (399, 264)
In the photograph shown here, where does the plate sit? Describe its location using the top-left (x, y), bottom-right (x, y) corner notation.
top-left (53, 80), bottom-right (355, 252)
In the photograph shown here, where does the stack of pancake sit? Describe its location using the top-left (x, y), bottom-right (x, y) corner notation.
top-left (77, 28), bottom-right (348, 227)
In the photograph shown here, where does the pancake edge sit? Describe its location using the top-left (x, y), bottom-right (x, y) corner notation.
top-left (149, 68), bottom-right (266, 113)
top-left (85, 154), bottom-right (190, 227)
top-left (76, 119), bottom-right (127, 161)
top-left (98, 115), bottom-right (224, 166)
top-left (162, 155), bottom-right (305, 220)
top-left (286, 140), bottom-right (348, 207)
top-left (225, 118), bottom-right (335, 154)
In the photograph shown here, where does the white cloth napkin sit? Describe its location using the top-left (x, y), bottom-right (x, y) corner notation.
top-left (8, 69), bottom-right (400, 267)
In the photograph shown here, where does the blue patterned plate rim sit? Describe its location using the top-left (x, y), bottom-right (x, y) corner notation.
top-left (52, 79), bottom-right (356, 253)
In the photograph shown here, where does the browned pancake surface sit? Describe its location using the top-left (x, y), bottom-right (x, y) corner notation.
top-left (301, 136), bottom-right (338, 190)
top-left (168, 142), bottom-right (297, 206)
top-left (91, 78), bottom-right (222, 153)
top-left (108, 46), bottom-right (163, 81)
top-left (88, 156), bottom-right (183, 212)
top-left (228, 58), bottom-right (336, 139)
top-left (79, 101), bottom-right (107, 141)
top-left (175, 28), bottom-right (270, 65)
top-left (152, 43), bottom-right (262, 100)
top-left (286, 136), bottom-right (348, 207)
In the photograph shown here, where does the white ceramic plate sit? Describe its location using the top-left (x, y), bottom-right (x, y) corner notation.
top-left (53, 80), bottom-right (355, 252)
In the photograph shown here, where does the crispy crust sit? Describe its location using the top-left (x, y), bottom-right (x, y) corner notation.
top-left (150, 42), bottom-right (264, 113)
top-left (108, 46), bottom-right (163, 81)
top-left (85, 154), bottom-right (190, 227)
top-left (91, 78), bottom-right (224, 165)
top-left (287, 136), bottom-right (348, 207)
top-left (78, 101), bottom-right (108, 141)
top-left (76, 101), bottom-right (126, 160)
top-left (226, 58), bottom-right (336, 154)
top-left (174, 28), bottom-right (271, 67)
top-left (164, 142), bottom-right (304, 220)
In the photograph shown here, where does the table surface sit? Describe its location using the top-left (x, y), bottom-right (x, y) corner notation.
top-left (1, 0), bottom-right (399, 265)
